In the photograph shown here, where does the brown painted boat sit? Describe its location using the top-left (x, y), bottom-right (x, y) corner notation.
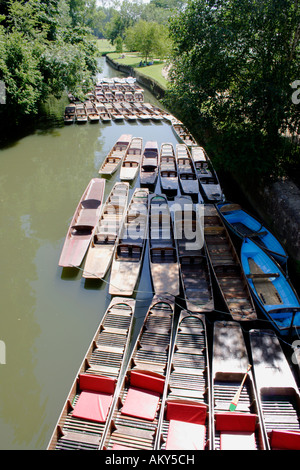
top-left (47, 297), bottom-right (136, 450)
top-left (204, 204), bottom-right (257, 321)
top-left (58, 178), bottom-right (106, 268)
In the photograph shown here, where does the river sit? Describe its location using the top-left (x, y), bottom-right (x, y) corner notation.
top-left (0, 57), bottom-right (184, 450)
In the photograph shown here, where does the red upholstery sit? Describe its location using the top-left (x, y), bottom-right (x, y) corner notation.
top-left (72, 390), bottom-right (113, 423)
top-left (215, 412), bottom-right (257, 432)
top-left (79, 374), bottom-right (116, 394)
top-left (166, 420), bottom-right (206, 450)
top-left (220, 431), bottom-right (256, 450)
top-left (269, 430), bottom-right (300, 450)
top-left (121, 387), bottom-right (160, 421)
top-left (130, 370), bottom-right (165, 394)
top-left (166, 401), bottom-right (207, 425)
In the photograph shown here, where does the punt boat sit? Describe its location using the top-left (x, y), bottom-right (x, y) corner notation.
top-left (172, 120), bottom-right (197, 147)
top-left (110, 103), bottom-right (124, 121)
top-left (58, 178), bottom-right (106, 268)
top-left (249, 329), bottom-right (300, 450)
top-left (241, 238), bottom-right (300, 337)
top-left (211, 321), bottom-right (266, 450)
top-left (95, 103), bottom-right (111, 122)
top-left (172, 196), bottom-right (214, 313)
top-left (216, 202), bottom-right (288, 267)
top-left (155, 311), bottom-right (211, 450)
top-left (47, 297), bottom-right (136, 450)
top-left (191, 146), bottom-right (223, 203)
top-left (140, 141), bottom-right (159, 188)
top-left (82, 182), bottom-right (129, 279)
top-left (85, 101), bottom-right (100, 122)
top-left (159, 143), bottom-right (178, 196)
top-left (148, 195), bottom-right (180, 298)
top-left (175, 144), bottom-right (200, 202)
top-left (75, 103), bottom-right (88, 124)
top-left (120, 137), bottom-right (143, 182)
top-left (98, 134), bottom-right (132, 176)
top-left (109, 188), bottom-right (149, 296)
top-left (100, 295), bottom-right (175, 450)
top-left (204, 205), bottom-right (257, 322)
top-left (64, 104), bottom-right (76, 124)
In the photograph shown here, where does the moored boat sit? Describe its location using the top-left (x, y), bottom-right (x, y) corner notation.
top-left (47, 297), bottom-right (136, 450)
top-left (204, 205), bottom-right (257, 321)
top-left (159, 143), bottom-right (178, 196)
top-left (211, 321), bottom-right (266, 450)
top-left (249, 329), bottom-right (300, 450)
top-left (241, 238), bottom-right (300, 336)
top-left (155, 310), bottom-right (211, 450)
top-left (82, 182), bottom-right (129, 279)
top-left (175, 144), bottom-right (200, 202)
top-left (216, 202), bottom-right (288, 267)
top-left (149, 195), bottom-right (180, 297)
top-left (100, 295), bottom-right (175, 450)
top-left (58, 178), bottom-right (106, 268)
top-left (64, 104), bottom-right (76, 124)
top-left (172, 196), bottom-right (214, 313)
top-left (120, 137), bottom-right (143, 182)
top-left (75, 103), bottom-right (88, 124)
top-left (85, 100), bottom-right (100, 122)
top-left (98, 134), bottom-right (132, 176)
top-left (172, 120), bottom-right (197, 147)
top-left (191, 146), bottom-right (223, 203)
top-left (140, 141), bottom-right (159, 188)
top-left (109, 188), bottom-right (149, 296)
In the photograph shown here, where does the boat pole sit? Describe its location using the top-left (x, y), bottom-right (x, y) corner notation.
top-left (229, 364), bottom-right (252, 412)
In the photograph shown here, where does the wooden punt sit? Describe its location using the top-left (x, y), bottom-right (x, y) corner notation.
top-left (134, 102), bottom-right (152, 120)
top-left (249, 329), bottom-right (300, 450)
top-left (124, 91), bottom-right (135, 102)
top-left (155, 310), bottom-right (211, 450)
top-left (134, 90), bottom-right (144, 102)
top-left (241, 238), bottom-right (300, 337)
top-left (47, 297), bottom-right (136, 450)
top-left (120, 137), bottom-right (143, 182)
top-left (95, 103), bottom-right (111, 122)
top-left (191, 146), bottom-right (223, 203)
top-left (172, 120), bottom-right (197, 147)
top-left (204, 205), bottom-right (257, 321)
top-left (159, 143), bottom-right (178, 196)
top-left (82, 182), bottom-right (129, 279)
top-left (100, 295), bottom-right (175, 450)
top-left (172, 196), bottom-right (214, 313)
top-left (98, 134), bottom-right (132, 176)
top-left (59, 178), bottom-right (106, 268)
top-left (109, 188), bottom-right (149, 296)
top-left (64, 104), bottom-right (76, 124)
top-left (175, 144), bottom-right (201, 202)
top-left (211, 321), bottom-right (266, 450)
top-left (110, 103), bottom-right (124, 121)
top-left (85, 101), bottom-right (100, 122)
top-left (75, 103), bottom-right (88, 124)
top-left (149, 195), bottom-right (180, 297)
top-left (140, 141), bottom-right (159, 188)
top-left (216, 202), bottom-right (288, 267)
top-left (120, 102), bottom-right (138, 121)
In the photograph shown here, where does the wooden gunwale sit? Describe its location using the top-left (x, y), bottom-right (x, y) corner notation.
top-left (159, 143), bottom-right (178, 195)
top-left (98, 134), bottom-right (132, 176)
top-left (175, 143), bottom-right (200, 200)
top-left (120, 137), bottom-right (143, 182)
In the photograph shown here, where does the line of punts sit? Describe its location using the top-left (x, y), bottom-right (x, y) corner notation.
top-left (53, 116), bottom-right (300, 450)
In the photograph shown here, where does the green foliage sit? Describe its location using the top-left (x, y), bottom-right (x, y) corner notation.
top-left (124, 20), bottom-right (171, 63)
top-left (166, 0), bottom-right (300, 179)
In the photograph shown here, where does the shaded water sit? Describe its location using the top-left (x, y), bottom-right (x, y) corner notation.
top-left (0, 57), bottom-right (182, 450)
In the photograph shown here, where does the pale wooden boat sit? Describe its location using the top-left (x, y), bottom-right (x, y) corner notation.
top-left (211, 321), bottom-right (266, 450)
top-left (82, 182), bottom-right (129, 279)
top-left (140, 141), bottom-right (159, 188)
top-left (155, 310), bottom-right (211, 450)
top-left (204, 205), bottom-right (257, 321)
top-left (149, 195), bottom-right (180, 297)
top-left (120, 137), bottom-right (143, 182)
top-left (98, 134), bottom-right (132, 176)
top-left (172, 120), bottom-right (197, 146)
top-left (95, 103), bottom-right (111, 122)
top-left (85, 101), bottom-right (100, 122)
top-left (47, 297), bottom-right (136, 450)
top-left (100, 295), bottom-right (175, 450)
top-left (109, 188), bottom-right (149, 296)
top-left (134, 102), bottom-right (152, 120)
top-left (175, 143), bottom-right (200, 201)
top-left (75, 103), bottom-right (88, 124)
top-left (191, 146), bottom-right (224, 203)
top-left (172, 196), bottom-right (214, 313)
top-left (249, 329), bottom-right (300, 450)
top-left (120, 102), bottom-right (138, 121)
top-left (124, 91), bottom-right (135, 102)
top-left (159, 143), bottom-right (178, 196)
top-left (110, 103), bottom-right (124, 121)
top-left (59, 178), bottom-right (106, 268)
top-left (134, 90), bottom-right (144, 102)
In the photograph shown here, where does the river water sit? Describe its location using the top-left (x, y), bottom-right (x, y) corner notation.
top-left (0, 57), bottom-right (185, 450)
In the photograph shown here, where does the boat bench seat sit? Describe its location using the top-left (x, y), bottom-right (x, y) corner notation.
top-left (268, 429), bottom-right (300, 450)
top-left (215, 412), bottom-right (257, 450)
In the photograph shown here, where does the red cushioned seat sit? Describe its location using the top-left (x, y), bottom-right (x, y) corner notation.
top-left (220, 431), bottom-right (256, 450)
top-left (269, 430), bottom-right (300, 450)
top-left (121, 387), bottom-right (160, 421)
top-left (166, 400), bottom-right (207, 425)
top-left (79, 373), bottom-right (116, 394)
top-left (166, 420), bottom-right (206, 450)
top-left (215, 412), bottom-right (258, 451)
top-left (130, 370), bottom-right (165, 394)
top-left (72, 390), bottom-right (113, 423)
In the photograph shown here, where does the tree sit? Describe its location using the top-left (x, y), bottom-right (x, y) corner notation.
top-left (166, 0), bottom-right (300, 179)
top-left (125, 20), bottom-right (171, 63)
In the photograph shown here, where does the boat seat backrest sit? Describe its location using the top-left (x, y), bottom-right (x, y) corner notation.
top-left (166, 401), bottom-right (207, 425)
top-left (78, 373), bottom-right (116, 394)
top-left (130, 370), bottom-right (165, 394)
top-left (215, 412), bottom-right (257, 432)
